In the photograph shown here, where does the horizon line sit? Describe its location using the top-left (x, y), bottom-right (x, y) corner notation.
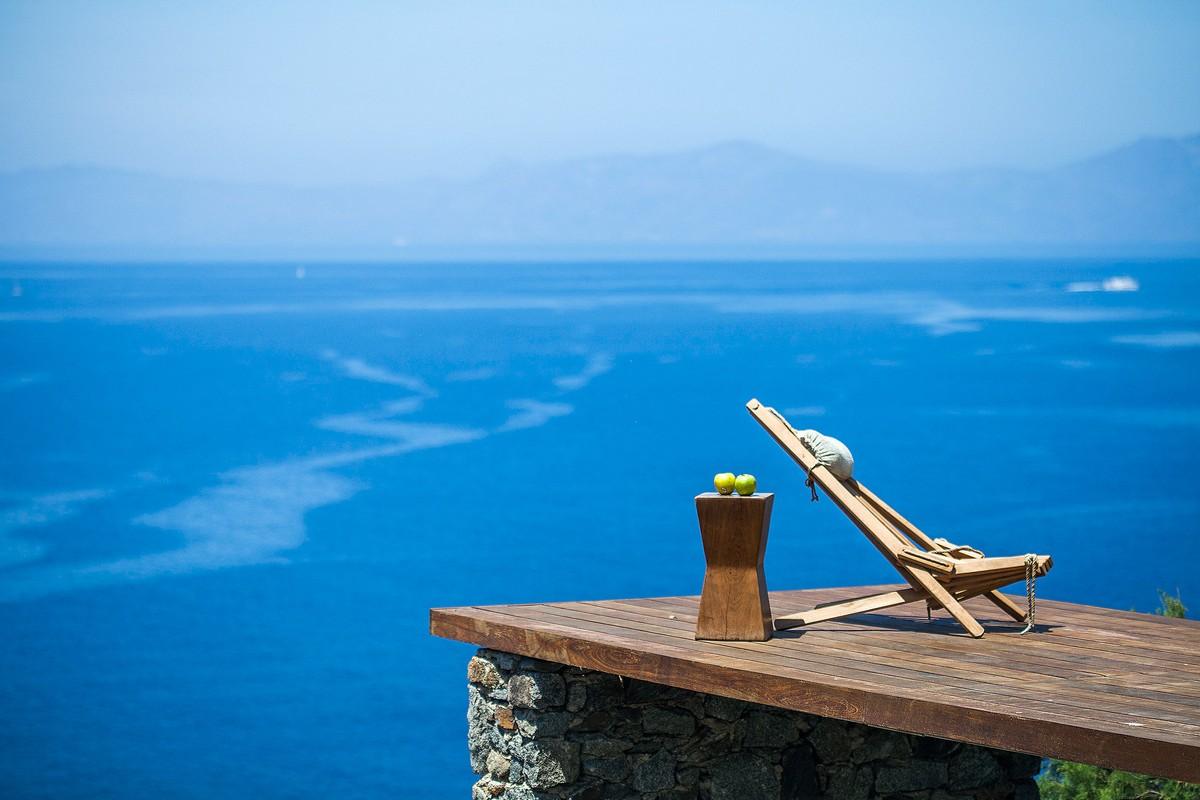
top-left (3, 130), bottom-right (1197, 189)
top-left (4, 242), bottom-right (1199, 265)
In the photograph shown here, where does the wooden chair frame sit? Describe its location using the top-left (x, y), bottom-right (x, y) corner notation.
top-left (747, 399), bottom-right (1052, 638)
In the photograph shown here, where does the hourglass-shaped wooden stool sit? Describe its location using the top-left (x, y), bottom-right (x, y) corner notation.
top-left (694, 492), bottom-right (774, 641)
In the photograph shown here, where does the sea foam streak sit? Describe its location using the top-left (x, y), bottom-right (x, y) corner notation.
top-left (554, 353), bottom-right (613, 391)
top-left (0, 489), bottom-right (110, 568)
top-left (1112, 331), bottom-right (1200, 349)
top-left (497, 399), bottom-right (573, 432)
top-left (0, 344), bottom-right (599, 600)
top-left (0, 289), bottom-right (1168, 345)
top-left (87, 412), bottom-right (486, 583)
top-left (320, 349), bottom-right (436, 396)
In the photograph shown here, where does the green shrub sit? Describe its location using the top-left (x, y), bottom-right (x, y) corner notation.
top-left (1156, 589), bottom-right (1186, 619)
top-left (1037, 590), bottom-right (1197, 800)
top-left (1039, 760), bottom-right (1200, 800)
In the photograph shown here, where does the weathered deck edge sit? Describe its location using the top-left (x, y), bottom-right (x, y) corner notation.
top-left (430, 601), bottom-right (1199, 783)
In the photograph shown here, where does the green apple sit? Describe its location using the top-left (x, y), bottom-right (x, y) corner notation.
top-left (734, 473), bottom-right (757, 496)
top-left (713, 472), bottom-right (736, 495)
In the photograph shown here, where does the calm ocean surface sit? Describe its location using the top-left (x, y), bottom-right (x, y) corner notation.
top-left (1, 259), bottom-right (1198, 798)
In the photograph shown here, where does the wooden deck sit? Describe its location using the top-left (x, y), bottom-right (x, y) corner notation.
top-left (431, 586), bottom-right (1200, 782)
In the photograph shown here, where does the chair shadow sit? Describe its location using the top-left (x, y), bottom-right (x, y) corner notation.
top-left (770, 610), bottom-right (1064, 639)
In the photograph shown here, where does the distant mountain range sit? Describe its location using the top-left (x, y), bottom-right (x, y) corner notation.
top-left (2, 134), bottom-right (1197, 256)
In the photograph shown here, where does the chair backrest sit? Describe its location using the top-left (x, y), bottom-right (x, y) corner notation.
top-left (849, 478), bottom-right (940, 552)
top-left (746, 399), bottom-right (933, 572)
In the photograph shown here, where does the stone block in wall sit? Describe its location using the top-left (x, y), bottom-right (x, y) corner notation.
top-left (464, 648), bottom-right (1042, 799)
top-left (742, 711), bottom-right (800, 748)
top-left (874, 759), bottom-right (949, 793)
top-left (642, 707), bottom-right (697, 737)
top-left (509, 672), bottom-right (567, 710)
top-left (708, 752), bottom-right (779, 800)
top-left (632, 749), bottom-right (677, 793)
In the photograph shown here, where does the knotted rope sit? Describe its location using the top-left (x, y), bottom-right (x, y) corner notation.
top-left (804, 464), bottom-right (820, 502)
top-left (1020, 553), bottom-right (1038, 635)
top-left (768, 407), bottom-right (824, 502)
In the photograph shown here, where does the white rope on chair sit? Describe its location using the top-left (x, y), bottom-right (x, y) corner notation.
top-left (1020, 553), bottom-right (1038, 635)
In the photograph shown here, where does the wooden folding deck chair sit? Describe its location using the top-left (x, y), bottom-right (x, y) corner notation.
top-left (747, 398), bottom-right (1052, 638)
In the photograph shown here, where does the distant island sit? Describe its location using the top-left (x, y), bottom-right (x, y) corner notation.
top-left (2, 133), bottom-right (1197, 258)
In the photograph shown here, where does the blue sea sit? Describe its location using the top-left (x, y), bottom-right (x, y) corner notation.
top-left (1, 258), bottom-right (1198, 798)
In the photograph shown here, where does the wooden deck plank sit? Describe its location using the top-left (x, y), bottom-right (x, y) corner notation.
top-left (633, 599), bottom-right (1200, 699)
top-left (764, 587), bottom-right (1200, 664)
top-left (564, 600), bottom-right (1200, 730)
top-left (599, 598), bottom-right (1200, 723)
top-left (754, 591), bottom-right (1200, 673)
top-left (626, 598), bottom-right (1200, 696)
top-left (634, 592), bottom-right (1200, 671)
top-left (430, 587), bottom-right (1200, 782)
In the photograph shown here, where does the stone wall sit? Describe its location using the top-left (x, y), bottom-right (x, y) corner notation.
top-left (466, 648), bottom-right (1041, 800)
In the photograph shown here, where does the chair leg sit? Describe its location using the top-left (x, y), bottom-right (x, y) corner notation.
top-left (934, 583), bottom-right (1026, 626)
top-left (774, 588), bottom-right (924, 630)
top-left (936, 575), bottom-right (1029, 623)
top-left (916, 575), bottom-right (987, 638)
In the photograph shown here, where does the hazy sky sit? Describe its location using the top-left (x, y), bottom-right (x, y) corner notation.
top-left (2, 1), bottom-right (1198, 184)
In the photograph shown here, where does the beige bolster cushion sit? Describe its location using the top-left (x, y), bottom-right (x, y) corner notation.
top-left (794, 428), bottom-right (855, 479)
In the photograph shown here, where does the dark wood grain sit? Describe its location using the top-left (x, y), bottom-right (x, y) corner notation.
top-left (694, 492), bottom-right (773, 641)
top-left (431, 587), bottom-right (1200, 782)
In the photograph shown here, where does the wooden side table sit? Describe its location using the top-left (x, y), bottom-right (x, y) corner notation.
top-left (694, 492), bottom-right (774, 641)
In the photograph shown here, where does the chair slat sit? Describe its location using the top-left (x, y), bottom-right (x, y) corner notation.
top-left (774, 588), bottom-right (925, 630)
top-left (953, 555), bottom-right (1052, 577)
top-left (853, 480), bottom-right (941, 552)
top-left (898, 548), bottom-right (957, 575)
